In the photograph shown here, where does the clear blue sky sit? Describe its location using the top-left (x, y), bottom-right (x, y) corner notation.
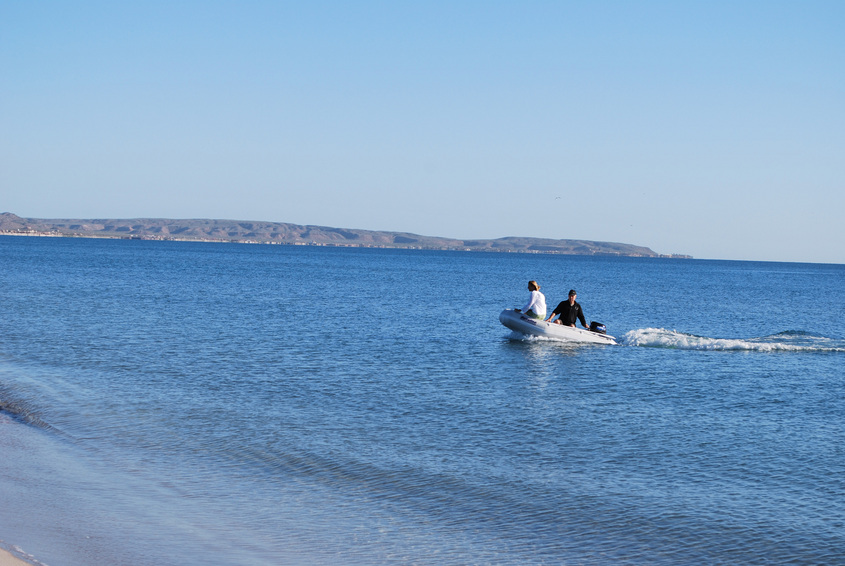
top-left (2, 1), bottom-right (843, 263)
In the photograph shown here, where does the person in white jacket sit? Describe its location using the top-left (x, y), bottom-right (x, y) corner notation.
top-left (515, 280), bottom-right (546, 319)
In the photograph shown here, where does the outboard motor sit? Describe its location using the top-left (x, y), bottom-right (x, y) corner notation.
top-left (589, 321), bottom-right (607, 334)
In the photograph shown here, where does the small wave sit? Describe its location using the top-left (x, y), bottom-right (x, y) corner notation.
top-left (0, 388), bottom-right (59, 432)
top-left (620, 328), bottom-right (845, 352)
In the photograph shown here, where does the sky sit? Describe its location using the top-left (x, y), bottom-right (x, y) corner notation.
top-left (1, 1), bottom-right (843, 263)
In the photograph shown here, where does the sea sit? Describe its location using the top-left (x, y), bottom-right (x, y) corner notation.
top-left (0, 235), bottom-right (843, 566)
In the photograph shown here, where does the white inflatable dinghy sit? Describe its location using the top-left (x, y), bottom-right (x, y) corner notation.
top-left (499, 309), bottom-right (617, 345)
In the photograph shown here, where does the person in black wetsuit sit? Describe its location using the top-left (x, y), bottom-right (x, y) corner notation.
top-left (546, 289), bottom-right (588, 328)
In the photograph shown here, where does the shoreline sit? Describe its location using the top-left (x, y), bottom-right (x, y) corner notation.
top-left (0, 411), bottom-right (57, 566)
top-left (0, 415), bottom-right (39, 566)
top-left (0, 548), bottom-right (34, 566)
top-left (0, 231), bottom-right (691, 258)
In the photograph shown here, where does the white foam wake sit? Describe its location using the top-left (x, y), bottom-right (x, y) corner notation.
top-left (620, 328), bottom-right (845, 352)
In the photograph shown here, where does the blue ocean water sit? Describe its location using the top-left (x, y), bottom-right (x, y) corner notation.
top-left (0, 235), bottom-right (843, 565)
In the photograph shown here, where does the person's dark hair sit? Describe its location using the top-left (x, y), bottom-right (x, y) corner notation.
top-left (568, 289), bottom-right (576, 296)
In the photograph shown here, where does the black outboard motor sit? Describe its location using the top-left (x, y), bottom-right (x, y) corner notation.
top-left (589, 321), bottom-right (607, 334)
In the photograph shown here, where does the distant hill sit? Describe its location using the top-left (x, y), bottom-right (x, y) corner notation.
top-left (0, 212), bottom-right (690, 258)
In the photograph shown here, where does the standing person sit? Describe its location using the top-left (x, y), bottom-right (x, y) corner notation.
top-left (515, 280), bottom-right (546, 320)
top-left (547, 289), bottom-right (588, 328)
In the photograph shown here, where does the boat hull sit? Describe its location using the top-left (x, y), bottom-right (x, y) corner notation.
top-left (499, 309), bottom-right (617, 345)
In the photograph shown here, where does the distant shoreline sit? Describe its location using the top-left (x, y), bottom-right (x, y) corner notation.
top-left (0, 231), bottom-right (692, 258)
top-left (0, 213), bottom-right (692, 258)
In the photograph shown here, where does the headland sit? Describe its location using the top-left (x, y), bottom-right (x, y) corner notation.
top-left (0, 212), bottom-right (690, 258)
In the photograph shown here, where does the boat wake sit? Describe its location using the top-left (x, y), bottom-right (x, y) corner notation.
top-left (620, 328), bottom-right (845, 352)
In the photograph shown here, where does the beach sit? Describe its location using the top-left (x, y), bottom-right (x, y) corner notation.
top-left (0, 549), bottom-right (29, 566)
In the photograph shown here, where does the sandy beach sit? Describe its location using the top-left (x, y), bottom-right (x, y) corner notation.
top-left (0, 548), bottom-right (31, 566)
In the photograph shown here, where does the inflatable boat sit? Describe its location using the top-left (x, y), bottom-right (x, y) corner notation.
top-left (499, 309), bottom-right (617, 345)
